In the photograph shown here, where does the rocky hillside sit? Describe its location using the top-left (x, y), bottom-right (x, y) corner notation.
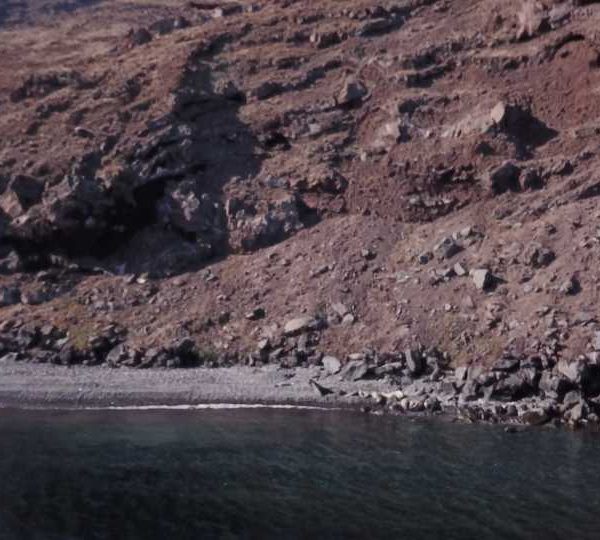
top-left (2, 0), bottom-right (600, 376)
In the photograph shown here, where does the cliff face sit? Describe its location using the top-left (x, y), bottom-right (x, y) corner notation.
top-left (2, 0), bottom-right (600, 369)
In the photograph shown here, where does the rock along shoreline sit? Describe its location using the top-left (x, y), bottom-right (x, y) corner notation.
top-left (4, 314), bottom-right (600, 430)
top-left (1, 349), bottom-right (599, 433)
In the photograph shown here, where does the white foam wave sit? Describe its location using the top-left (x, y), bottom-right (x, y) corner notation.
top-left (82, 403), bottom-right (334, 411)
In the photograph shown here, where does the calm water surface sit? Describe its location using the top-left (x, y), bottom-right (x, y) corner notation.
top-left (0, 408), bottom-right (599, 540)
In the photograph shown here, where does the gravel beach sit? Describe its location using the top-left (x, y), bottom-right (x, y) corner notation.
top-left (0, 360), bottom-right (396, 409)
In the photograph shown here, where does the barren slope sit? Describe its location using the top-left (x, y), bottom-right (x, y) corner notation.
top-left (2, 0), bottom-right (600, 376)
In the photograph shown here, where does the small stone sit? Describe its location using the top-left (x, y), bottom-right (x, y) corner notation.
top-left (257, 338), bottom-right (270, 352)
top-left (212, 4), bottom-right (243, 17)
top-left (284, 316), bottom-right (315, 336)
top-left (418, 251), bottom-right (433, 264)
top-left (322, 356), bottom-right (342, 374)
top-left (556, 359), bottom-right (589, 386)
top-left (374, 362), bottom-right (404, 377)
top-left (434, 237), bottom-right (462, 260)
top-left (455, 365), bottom-right (469, 381)
top-left (562, 390), bottom-right (582, 410)
top-left (361, 248), bottom-right (376, 260)
top-left (246, 307), bottom-right (266, 321)
top-left (453, 262), bottom-right (467, 276)
top-left (462, 295), bottom-right (476, 309)
top-left (339, 359), bottom-right (370, 381)
top-left (310, 264), bottom-right (330, 277)
top-left (331, 302), bottom-right (350, 318)
top-left (74, 126), bottom-right (94, 139)
top-left (215, 311), bottom-right (230, 325)
top-left (341, 313), bottom-right (356, 326)
top-left (470, 269), bottom-right (494, 291)
top-left (310, 30), bottom-right (341, 49)
top-left (338, 79), bottom-right (367, 107)
top-left (405, 349), bottom-right (424, 376)
top-left (458, 226), bottom-right (478, 239)
top-left (0, 251), bottom-right (23, 274)
top-left (490, 101), bottom-right (508, 125)
top-left (439, 267), bottom-right (456, 280)
top-left (559, 276), bottom-right (580, 295)
top-left (569, 402), bottom-right (586, 423)
top-left (520, 408), bottom-right (550, 426)
top-left (129, 27), bottom-right (152, 46)
top-left (523, 242), bottom-right (555, 268)
top-left (310, 379), bottom-right (334, 396)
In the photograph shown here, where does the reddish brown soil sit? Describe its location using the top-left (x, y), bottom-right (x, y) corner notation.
top-left (2, 0), bottom-right (600, 366)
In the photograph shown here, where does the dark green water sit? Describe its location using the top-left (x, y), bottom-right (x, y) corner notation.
top-left (1, 408), bottom-right (600, 540)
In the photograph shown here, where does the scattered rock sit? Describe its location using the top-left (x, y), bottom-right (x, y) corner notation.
top-left (339, 359), bottom-right (370, 381)
top-left (309, 378), bottom-right (334, 396)
top-left (522, 242), bottom-right (555, 268)
top-left (284, 316), bottom-right (315, 336)
top-left (331, 302), bottom-right (350, 318)
top-left (434, 237), bottom-right (462, 260)
top-left (559, 276), bottom-right (580, 296)
top-left (539, 371), bottom-right (572, 400)
top-left (361, 248), bottom-right (376, 260)
top-left (418, 251), bottom-right (433, 265)
top-left (453, 262), bottom-right (467, 276)
top-left (405, 348), bottom-right (424, 377)
top-left (470, 269), bottom-right (494, 291)
top-left (246, 307), bottom-right (266, 321)
top-left (337, 79), bottom-right (367, 107)
top-left (520, 408), bottom-right (550, 426)
top-left (341, 313), bottom-right (356, 326)
top-left (556, 359), bottom-right (589, 387)
top-left (322, 355), bottom-right (342, 374)
top-left (129, 27), bottom-right (152, 46)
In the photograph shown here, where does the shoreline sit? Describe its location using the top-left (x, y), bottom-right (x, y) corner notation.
top-left (0, 361), bottom-right (392, 411)
top-left (1, 358), bottom-right (598, 432)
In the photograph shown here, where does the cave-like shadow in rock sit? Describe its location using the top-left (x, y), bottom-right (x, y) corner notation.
top-left (99, 58), bottom-right (266, 277)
